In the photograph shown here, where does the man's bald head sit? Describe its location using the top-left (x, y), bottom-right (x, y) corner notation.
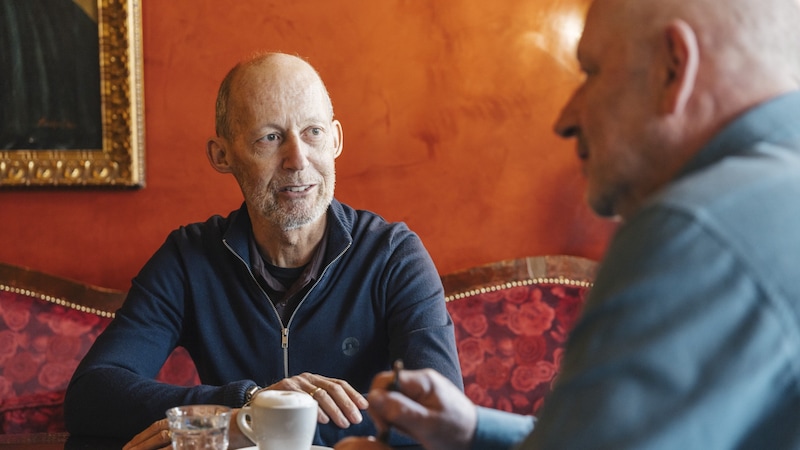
top-left (214, 53), bottom-right (334, 140)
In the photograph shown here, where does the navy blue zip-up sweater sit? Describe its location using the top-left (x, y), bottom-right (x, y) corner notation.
top-left (65, 199), bottom-right (462, 446)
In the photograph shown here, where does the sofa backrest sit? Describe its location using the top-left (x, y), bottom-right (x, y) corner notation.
top-left (442, 255), bottom-right (597, 416)
top-left (0, 262), bottom-right (199, 434)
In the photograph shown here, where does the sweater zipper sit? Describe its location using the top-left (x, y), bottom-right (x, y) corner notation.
top-left (281, 327), bottom-right (289, 349)
top-left (281, 241), bottom-right (350, 376)
top-left (224, 237), bottom-right (351, 378)
top-left (223, 239), bottom-right (285, 371)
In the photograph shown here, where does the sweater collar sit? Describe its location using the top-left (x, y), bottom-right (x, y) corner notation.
top-left (223, 199), bottom-right (353, 271)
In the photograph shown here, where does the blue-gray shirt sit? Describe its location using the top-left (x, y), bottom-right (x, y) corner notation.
top-left (474, 91), bottom-right (800, 449)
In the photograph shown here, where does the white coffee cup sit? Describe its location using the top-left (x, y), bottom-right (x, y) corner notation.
top-left (237, 390), bottom-right (318, 450)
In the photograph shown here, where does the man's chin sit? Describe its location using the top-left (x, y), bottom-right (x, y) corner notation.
top-left (274, 213), bottom-right (313, 230)
top-left (587, 194), bottom-right (616, 219)
top-left (276, 205), bottom-right (330, 231)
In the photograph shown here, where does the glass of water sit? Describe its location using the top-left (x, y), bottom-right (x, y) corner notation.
top-left (166, 404), bottom-right (232, 450)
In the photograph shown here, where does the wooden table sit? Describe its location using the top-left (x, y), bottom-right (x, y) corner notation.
top-left (0, 433), bottom-right (125, 449)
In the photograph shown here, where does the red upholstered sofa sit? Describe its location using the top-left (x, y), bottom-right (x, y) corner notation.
top-left (442, 255), bottom-right (596, 416)
top-left (0, 255), bottom-right (596, 434)
top-left (0, 262), bottom-right (200, 434)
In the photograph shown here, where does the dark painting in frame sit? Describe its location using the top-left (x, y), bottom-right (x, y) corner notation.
top-left (0, 0), bottom-right (145, 188)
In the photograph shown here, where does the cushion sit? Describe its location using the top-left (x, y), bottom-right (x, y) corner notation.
top-left (0, 391), bottom-right (65, 434)
top-left (0, 277), bottom-right (200, 434)
top-left (444, 256), bottom-right (595, 416)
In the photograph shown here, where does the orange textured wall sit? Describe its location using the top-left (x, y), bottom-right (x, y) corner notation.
top-left (0, 0), bottom-right (616, 290)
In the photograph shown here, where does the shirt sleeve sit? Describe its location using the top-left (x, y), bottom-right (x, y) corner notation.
top-left (64, 234), bottom-right (253, 439)
top-left (471, 407), bottom-right (536, 450)
top-left (383, 229), bottom-right (464, 389)
top-left (519, 206), bottom-right (797, 449)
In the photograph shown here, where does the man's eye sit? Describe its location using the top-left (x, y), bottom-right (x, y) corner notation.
top-left (303, 127), bottom-right (325, 141)
top-left (262, 133), bottom-right (279, 142)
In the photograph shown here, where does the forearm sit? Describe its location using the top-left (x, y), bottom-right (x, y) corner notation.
top-left (64, 367), bottom-right (252, 439)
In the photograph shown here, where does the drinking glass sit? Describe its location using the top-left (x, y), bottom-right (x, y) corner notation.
top-left (166, 404), bottom-right (231, 450)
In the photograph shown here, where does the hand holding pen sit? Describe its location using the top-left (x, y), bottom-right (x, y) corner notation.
top-left (376, 359), bottom-right (404, 443)
top-left (333, 365), bottom-right (476, 450)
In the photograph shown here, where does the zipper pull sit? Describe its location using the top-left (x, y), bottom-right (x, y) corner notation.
top-left (281, 327), bottom-right (289, 349)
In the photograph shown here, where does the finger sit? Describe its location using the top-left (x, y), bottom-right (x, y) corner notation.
top-left (369, 371), bottom-right (395, 392)
top-left (393, 368), bottom-right (435, 398)
top-left (263, 376), bottom-right (332, 425)
top-left (309, 377), bottom-right (363, 428)
top-left (371, 369), bottom-right (477, 450)
top-left (337, 377), bottom-right (369, 409)
top-left (122, 418), bottom-right (172, 450)
top-left (366, 369), bottom-right (444, 437)
top-left (268, 373), bottom-right (366, 406)
top-left (265, 377), bottom-right (303, 392)
top-left (369, 389), bottom-right (434, 439)
top-left (123, 419), bottom-right (166, 448)
top-left (364, 391), bottom-right (390, 436)
top-left (318, 376), bottom-right (368, 409)
top-left (268, 373), bottom-right (367, 428)
top-left (309, 387), bottom-right (333, 425)
top-left (228, 409), bottom-right (257, 448)
top-left (365, 370), bottom-right (406, 434)
top-left (290, 374), bottom-right (334, 425)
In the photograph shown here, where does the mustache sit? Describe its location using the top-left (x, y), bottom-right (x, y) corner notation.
top-left (272, 177), bottom-right (320, 188)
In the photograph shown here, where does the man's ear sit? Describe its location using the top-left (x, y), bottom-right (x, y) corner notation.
top-left (206, 137), bottom-right (233, 173)
top-left (332, 119), bottom-right (344, 158)
top-left (660, 19), bottom-right (699, 114)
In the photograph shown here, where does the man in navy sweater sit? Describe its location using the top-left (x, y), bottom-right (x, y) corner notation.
top-left (64, 52), bottom-right (462, 449)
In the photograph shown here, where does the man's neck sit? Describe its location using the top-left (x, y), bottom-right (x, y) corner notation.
top-left (251, 215), bottom-right (327, 268)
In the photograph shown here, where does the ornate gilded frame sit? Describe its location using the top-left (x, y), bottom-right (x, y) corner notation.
top-left (0, 0), bottom-right (145, 188)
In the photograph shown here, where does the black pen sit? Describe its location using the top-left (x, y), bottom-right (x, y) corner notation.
top-left (377, 359), bottom-right (404, 443)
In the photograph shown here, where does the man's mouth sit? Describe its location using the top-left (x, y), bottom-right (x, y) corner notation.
top-left (282, 185), bottom-right (313, 193)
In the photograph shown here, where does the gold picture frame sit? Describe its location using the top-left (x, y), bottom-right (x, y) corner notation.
top-left (0, 0), bottom-right (145, 188)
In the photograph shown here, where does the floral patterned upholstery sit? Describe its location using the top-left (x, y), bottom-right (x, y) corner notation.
top-left (0, 262), bottom-right (200, 434)
top-left (443, 255), bottom-right (596, 416)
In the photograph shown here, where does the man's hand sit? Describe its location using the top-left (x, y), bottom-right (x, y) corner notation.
top-left (364, 368), bottom-right (477, 450)
top-left (122, 372), bottom-right (368, 450)
top-left (121, 418), bottom-right (171, 450)
top-left (122, 410), bottom-right (253, 450)
top-left (264, 372), bottom-right (368, 428)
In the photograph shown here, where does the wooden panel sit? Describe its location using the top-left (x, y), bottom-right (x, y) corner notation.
top-left (0, 262), bottom-right (125, 316)
top-left (442, 255), bottom-right (597, 300)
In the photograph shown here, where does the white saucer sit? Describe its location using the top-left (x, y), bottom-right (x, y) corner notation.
top-left (240, 447), bottom-right (331, 450)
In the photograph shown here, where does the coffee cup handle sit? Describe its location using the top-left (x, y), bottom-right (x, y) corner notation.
top-left (236, 406), bottom-right (256, 443)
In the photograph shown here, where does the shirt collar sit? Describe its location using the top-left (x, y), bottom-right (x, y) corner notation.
top-left (677, 91), bottom-right (800, 180)
top-left (248, 215), bottom-right (330, 295)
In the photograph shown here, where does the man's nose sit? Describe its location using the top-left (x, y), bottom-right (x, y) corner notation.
top-left (282, 135), bottom-right (309, 170)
